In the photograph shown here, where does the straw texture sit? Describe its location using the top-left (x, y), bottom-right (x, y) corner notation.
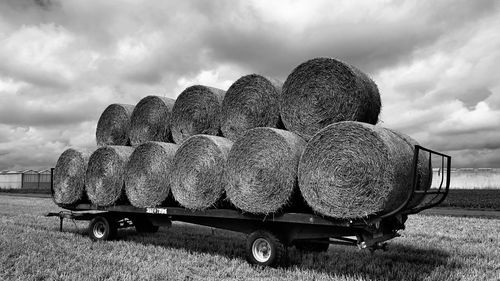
top-left (96, 104), bottom-right (135, 146)
top-left (225, 127), bottom-right (306, 214)
top-left (129, 96), bottom-right (175, 146)
top-left (170, 135), bottom-right (233, 210)
top-left (53, 148), bottom-right (92, 206)
top-left (280, 57), bottom-right (381, 140)
top-left (124, 141), bottom-right (178, 208)
top-left (389, 129), bottom-right (433, 207)
top-left (85, 146), bottom-right (134, 206)
top-left (298, 121), bottom-right (431, 219)
top-left (171, 85), bottom-right (225, 144)
top-left (221, 74), bottom-right (283, 141)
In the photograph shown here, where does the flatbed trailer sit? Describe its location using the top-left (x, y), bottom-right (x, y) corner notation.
top-left (47, 145), bottom-right (451, 267)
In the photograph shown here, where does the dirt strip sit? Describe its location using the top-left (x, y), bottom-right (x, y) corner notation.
top-left (421, 208), bottom-right (500, 219)
top-left (0, 192), bottom-right (51, 198)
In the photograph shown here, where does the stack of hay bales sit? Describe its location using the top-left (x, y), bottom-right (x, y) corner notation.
top-left (52, 56), bottom-right (431, 220)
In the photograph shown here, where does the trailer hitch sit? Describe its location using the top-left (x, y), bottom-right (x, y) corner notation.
top-left (357, 232), bottom-right (399, 252)
top-left (358, 241), bottom-right (388, 253)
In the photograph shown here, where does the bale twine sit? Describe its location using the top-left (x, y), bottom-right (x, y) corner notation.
top-left (225, 127), bottom-right (306, 214)
top-left (85, 146), bottom-right (134, 206)
top-left (280, 57), bottom-right (381, 140)
top-left (170, 135), bottom-right (233, 210)
top-left (171, 85), bottom-right (225, 144)
top-left (129, 96), bottom-right (175, 146)
top-left (220, 74), bottom-right (283, 141)
top-left (124, 141), bottom-right (178, 208)
top-left (96, 104), bottom-right (135, 146)
top-left (53, 148), bottom-right (92, 206)
top-left (298, 121), bottom-right (431, 219)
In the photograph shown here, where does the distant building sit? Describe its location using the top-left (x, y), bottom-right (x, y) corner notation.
top-left (0, 169), bottom-right (53, 190)
top-left (0, 171), bottom-right (23, 189)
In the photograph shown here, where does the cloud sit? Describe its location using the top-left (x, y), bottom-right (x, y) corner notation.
top-left (0, 0), bottom-right (499, 169)
top-left (203, 0), bottom-right (499, 77)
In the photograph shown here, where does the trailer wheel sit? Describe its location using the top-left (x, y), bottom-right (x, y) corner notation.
top-left (88, 216), bottom-right (117, 241)
top-left (294, 240), bottom-right (330, 252)
top-left (246, 230), bottom-right (286, 267)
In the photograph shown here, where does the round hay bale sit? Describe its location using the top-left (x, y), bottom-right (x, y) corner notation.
top-left (53, 148), bottom-right (92, 206)
top-left (171, 85), bottom-right (226, 144)
top-left (220, 74), bottom-right (283, 141)
top-left (280, 57), bottom-right (381, 140)
top-left (85, 146), bottom-right (134, 206)
top-left (389, 129), bottom-right (432, 207)
top-left (129, 96), bottom-right (175, 146)
top-left (170, 135), bottom-right (233, 210)
top-left (124, 141), bottom-right (178, 208)
top-left (225, 127), bottom-right (306, 214)
top-left (96, 104), bottom-right (135, 146)
top-left (298, 121), bottom-right (430, 219)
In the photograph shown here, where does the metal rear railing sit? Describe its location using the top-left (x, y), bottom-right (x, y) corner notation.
top-left (380, 145), bottom-right (451, 219)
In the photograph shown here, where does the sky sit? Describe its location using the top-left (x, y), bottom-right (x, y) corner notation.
top-left (0, 0), bottom-right (499, 170)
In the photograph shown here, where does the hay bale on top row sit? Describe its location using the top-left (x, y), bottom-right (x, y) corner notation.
top-left (86, 145), bottom-right (134, 207)
top-left (129, 96), bottom-right (175, 146)
top-left (225, 127), bottom-right (306, 214)
top-left (170, 135), bottom-right (233, 210)
top-left (96, 104), bottom-right (135, 146)
top-left (280, 57), bottom-right (381, 140)
top-left (220, 74), bottom-right (283, 141)
top-left (124, 141), bottom-right (178, 208)
top-left (298, 121), bottom-right (432, 219)
top-left (53, 148), bottom-right (92, 206)
top-left (171, 85), bottom-right (225, 144)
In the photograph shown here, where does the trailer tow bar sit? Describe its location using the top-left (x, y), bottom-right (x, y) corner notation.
top-left (46, 211), bottom-right (103, 232)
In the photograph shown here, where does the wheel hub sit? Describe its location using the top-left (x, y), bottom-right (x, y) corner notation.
top-left (252, 238), bottom-right (271, 263)
top-left (93, 221), bottom-right (106, 239)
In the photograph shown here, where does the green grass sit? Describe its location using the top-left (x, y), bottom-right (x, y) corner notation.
top-left (439, 189), bottom-right (500, 210)
top-left (0, 195), bottom-right (499, 281)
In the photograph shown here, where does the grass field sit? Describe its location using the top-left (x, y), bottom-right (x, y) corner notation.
top-left (440, 189), bottom-right (500, 210)
top-left (0, 196), bottom-right (499, 281)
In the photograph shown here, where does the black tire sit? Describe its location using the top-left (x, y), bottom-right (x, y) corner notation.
top-left (246, 230), bottom-right (286, 267)
top-left (294, 240), bottom-right (330, 252)
top-left (133, 218), bottom-right (159, 233)
top-left (88, 216), bottom-right (117, 241)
